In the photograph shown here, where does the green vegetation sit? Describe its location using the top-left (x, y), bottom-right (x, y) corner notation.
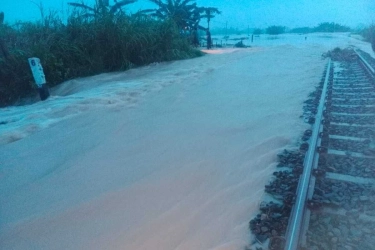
top-left (0, 0), bottom-right (220, 107)
top-left (357, 25), bottom-right (375, 52)
top-left (266, 25), bottom-right (286, 35)
top-left (313, 22), bottom-right (351, 32)
top-left (68, 0), bottom-right (137, 16)
top-left (289, 27), bottom-right (312, 34)
top-left (141, 1), bottom-right (220, 47)
top-left (141, 1), bottom-right (220, 31)
top-left (291, 22), bottom-right (351, 34)
top-left (253, 28), bottom-right (262, 35)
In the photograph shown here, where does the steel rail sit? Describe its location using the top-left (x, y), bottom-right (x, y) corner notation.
top-left (284, 59), bottom-right (331, 250)
top-left (284, 50), bottom-right (375, 249)
top-left (355, 50), bottom-right (375, 76)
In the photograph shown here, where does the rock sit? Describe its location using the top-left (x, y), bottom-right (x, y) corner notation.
top-left (346, 209), bottom-right (359, 216)
top-left (332, 228), bottom-right (341, 237)
top-left (339, 224), bottom-right (349, 239)
top-left (359, 196), bottom-right (369, 202)
top-left (331, 237), bottom-right (338, 244)
top-left (260, 213), bottom-right (267, 221)
top-left (365, 210), bottom-right (375, 216)
top-left (261, 226), bottom-right (269, 233)
top-left (255, 234), bottom-right (268, 243)
top-left (271, 213), bottom-right (282, 220)
top-left (310, 213), bottom-right (317, 221)
top-left (349, 219), bottom-right (356, 224)
top-left (350, 228), bottom-right (362, 238)
top-left (362, 228), bottom-right (372, 234)
top-left (322, 216), bottom-right (332, 225)
top-left (319, 243), bottom-right (330, 249)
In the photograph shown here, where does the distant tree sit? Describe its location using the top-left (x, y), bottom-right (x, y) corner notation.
top-left (266, 25), bottom-right (285, 35)
top-left (313, 22), bottom-right (351, 33)
top-left (253, 28), bottom-right (262, 35)
top-left (290, 27), bottom-right (312, 34)
top-left (362, 25), bottom-right (375, 52)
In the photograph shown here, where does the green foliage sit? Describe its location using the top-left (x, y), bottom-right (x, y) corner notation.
top-left (141, 1), bottom-right (220, 33)
top-left (313, 22), bottom-right (351, 33)
top-left (360, 25), bottom-right (375, 52)
top-left (253, 28), bottom-right (262, 35)
top-left (140, 0), bottom-right (199, 30)
top-left (0, 10), bottom-right (203, 107)
top-left (266, 25), bottom-right (285, 35)
top-left (289, 27), bottom-right (312, 34)
top-left (68, 0), bottom-right (137, 16)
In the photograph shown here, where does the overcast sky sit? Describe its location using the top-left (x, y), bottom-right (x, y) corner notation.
top-left (2, 0), bottom-right (375, 29)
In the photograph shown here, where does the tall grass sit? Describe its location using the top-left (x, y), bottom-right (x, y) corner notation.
top-left (0, 11), bottom-right (203, 107)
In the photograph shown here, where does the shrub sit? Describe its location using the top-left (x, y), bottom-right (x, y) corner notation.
top-left (290, 27), bottom-right (312, 34)
top-left (0, 11), bottom-right (203, 107)
top-left (313, 22), bottom-right (351, 33)
top-left (253, 28), bottom-right (262, 35)
top-left (359, 25), bottom-right (375, 52)
top-left (266, 25), bottom-right (285, 35)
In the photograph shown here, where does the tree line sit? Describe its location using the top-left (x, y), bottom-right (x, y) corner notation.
top-left (211, 22), bottom-right (352, 36)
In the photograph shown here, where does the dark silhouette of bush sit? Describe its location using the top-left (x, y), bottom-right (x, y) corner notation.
top-left (313, 22), bottom-right (351, 33)
top-left (290, 27), bottom-right (312, 34)
top-left (359, 25), bottom-right (375, 52)
top-left (266, 25), bottom-right (285, 35)
top-left (253, 28), bottom-right (262, 35)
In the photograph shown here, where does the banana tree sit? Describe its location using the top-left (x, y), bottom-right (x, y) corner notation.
top-left (140, 0), bottom-right (199, 31)
top-left (68, 0), bottom-right (137, 17)
top-left (139, 0), bottom-right (220, 47)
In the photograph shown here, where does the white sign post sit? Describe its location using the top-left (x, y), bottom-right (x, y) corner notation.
top-left (28, 57), bottom-right (50, 101)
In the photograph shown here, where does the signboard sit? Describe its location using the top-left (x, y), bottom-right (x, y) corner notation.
top-left (28, 57), bottom-right (46, 87)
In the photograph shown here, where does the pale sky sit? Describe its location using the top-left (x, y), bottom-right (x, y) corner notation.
top-left (2, 0), bottom-right (375, 29)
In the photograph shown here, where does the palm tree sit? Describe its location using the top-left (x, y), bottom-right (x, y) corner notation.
top-left (68, 0), bottom-right (137, 17)
top-left (140, 0), bottom-right (199, 31)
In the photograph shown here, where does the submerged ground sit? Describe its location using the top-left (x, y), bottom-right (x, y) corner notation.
top-left (0, 33), bottom-right (373, 250)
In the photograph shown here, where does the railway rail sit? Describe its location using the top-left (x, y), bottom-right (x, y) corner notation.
top-left (250, 47), bottom-right (375, 250)
top-left (287, 48), bottom-right (375, 250)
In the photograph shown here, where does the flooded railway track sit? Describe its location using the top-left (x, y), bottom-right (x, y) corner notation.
top-left (250, 48), bottom-right (375, 250)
